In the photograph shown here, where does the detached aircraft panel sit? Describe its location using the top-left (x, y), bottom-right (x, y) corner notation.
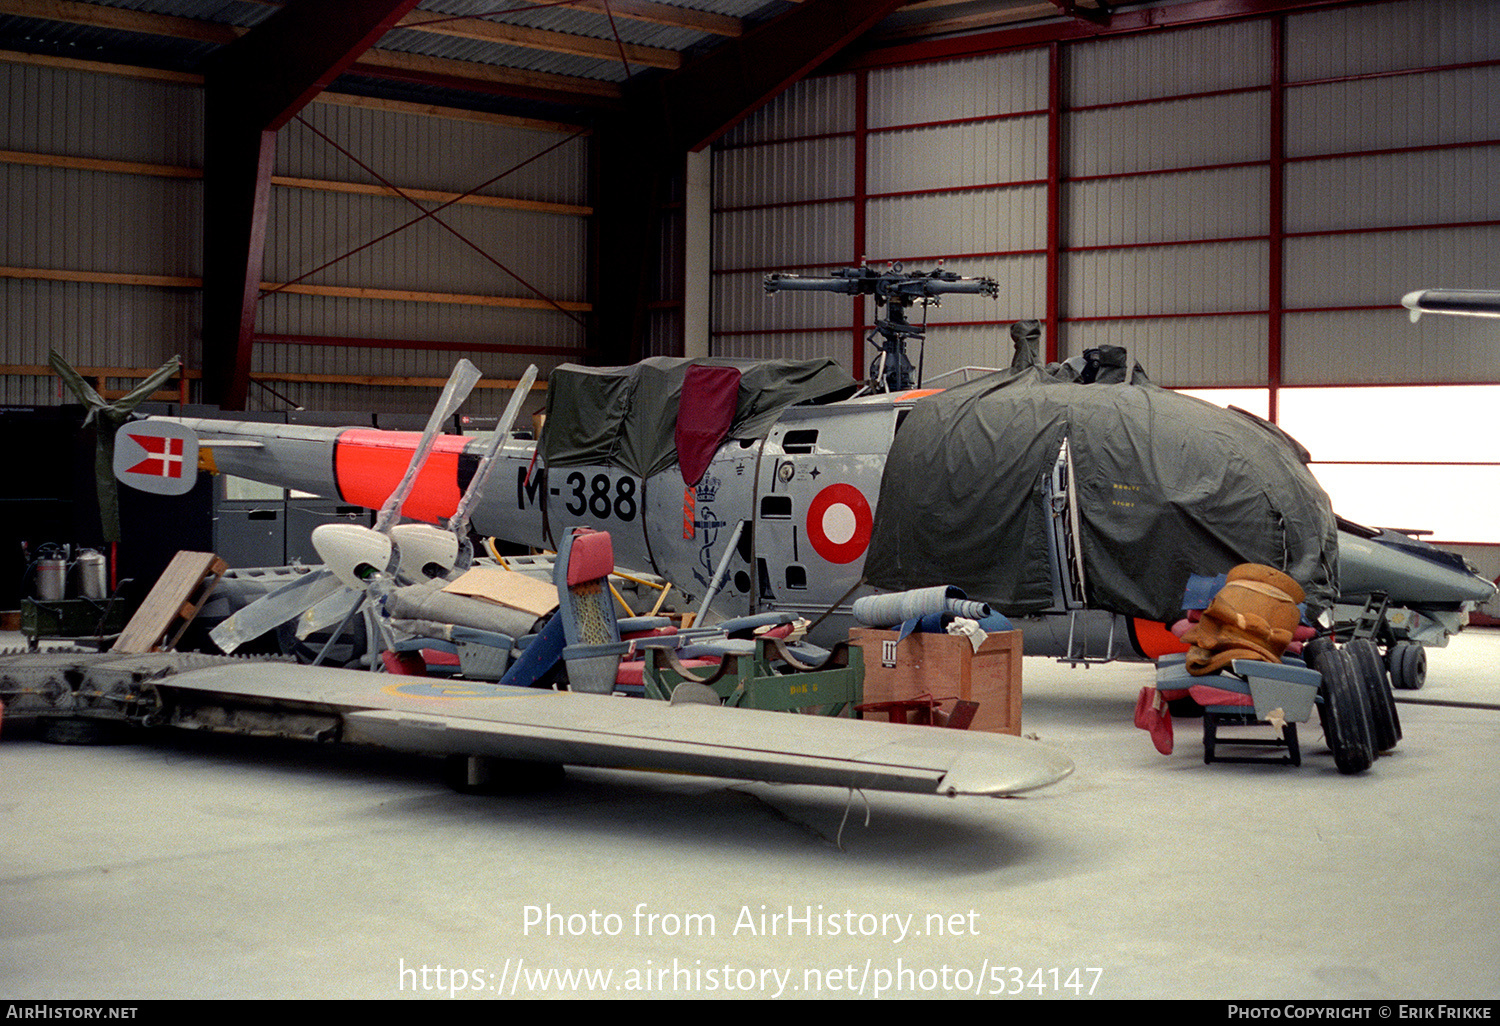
top-left (153, 663), bottom-right (1073, 798)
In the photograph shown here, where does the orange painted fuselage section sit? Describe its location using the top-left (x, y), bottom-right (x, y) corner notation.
top-left (333, 429), bottom-right (469, 524)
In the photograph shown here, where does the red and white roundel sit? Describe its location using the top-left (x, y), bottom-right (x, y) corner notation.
top-left (805, 483), bottom-right (872, 564)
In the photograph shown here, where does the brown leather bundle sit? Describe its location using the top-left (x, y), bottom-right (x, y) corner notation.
top-left (1181, 564), bottom-right (1305, 676)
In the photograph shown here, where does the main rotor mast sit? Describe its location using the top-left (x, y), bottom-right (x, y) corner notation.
top-left (764, 262), bottom-right (999, 392)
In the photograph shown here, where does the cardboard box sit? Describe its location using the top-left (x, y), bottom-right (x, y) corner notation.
top-left (848, 627), bottom-right (1022, 735)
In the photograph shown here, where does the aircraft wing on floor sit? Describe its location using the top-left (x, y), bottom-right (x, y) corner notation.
top-left (152, 663), bottom-right (1074, 798)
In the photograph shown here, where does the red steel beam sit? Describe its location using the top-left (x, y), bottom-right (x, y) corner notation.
top-left (1045, 41), bottom-right (1062, 364)
top-left (1268, 15), bottom-right (1286, 423)
top-left (840, 0), bottom-right (1358, 72)
top-left (644, 0), bottom-right (909, 153)
top-left (595, 0), bottom-right (907, 367)
top-left (853, 69), bottom-right (869, 374)
top-left (201, 0), bottom-right (422, 410)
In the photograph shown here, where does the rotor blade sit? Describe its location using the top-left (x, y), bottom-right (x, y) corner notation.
top-left (295, 586), bottom-right (364, 640)
top-left (372, 359), bottom-right (482, 534)
top-left (1401, 288), bottom-right (1500, 322)
top-left (112, 355), bottom-right (184, 414)
top-left (209, 568), bottom-right (341, 653)
top-left (448, 364), bottom-right (538, 573)
top-left (48, 350), bottom-right (108, 417)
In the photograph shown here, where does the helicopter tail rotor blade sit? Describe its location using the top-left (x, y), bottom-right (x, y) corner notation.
top-left (447, 364), bottom-right (539, 573)
top-left (373, 359), bottom-right (482, 534)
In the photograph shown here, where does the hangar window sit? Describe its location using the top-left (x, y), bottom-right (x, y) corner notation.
top-left (1279, 386), bottom-right (1500, 546)
top-left (1177, 385), bottom-right (1499, 545)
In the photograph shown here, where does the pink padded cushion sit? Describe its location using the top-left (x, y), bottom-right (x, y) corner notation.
top-left (614, 656), bottom-right (719, 688)
top-left (1187, 683), bottom-right (1255, 708)
top-left (566, 529), bottom-right (615, 586)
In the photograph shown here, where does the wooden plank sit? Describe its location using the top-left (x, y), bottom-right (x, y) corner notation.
top-left (2, 0), bottom-right (241, 45)
top-left (310, 90), bottom-right (586, 133)
top-left (267, 175), bottom-right (592, 217)
top-left (260, 281), bottom-right (592, 312)
top-left (356, 48), bottom-right (622, 101)
top-left (0, 52), bottom-right (588, 132)
top-left (394, 9), bottom-right (682, 69)
top-left (0, 268), bottom-right (591, 312)
top-left (0, 149), bottom-right (201, 179)
top-left (0, 266), bottom-right (201, 288)
top-left (0, 47), bottom-right (203, 84)
top-left (0, 151), bottom-right (589, 214)
top-left (1, 364), bottom-right (201, 379)
top-left (112, 552), bottom-right (227, 654)
top-left (251, 371), bottom-right (547, 390)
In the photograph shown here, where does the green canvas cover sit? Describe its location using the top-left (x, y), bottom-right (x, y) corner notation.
top-left (865, 367), bottom-right (1339, 621)
top-left (541, 357), bottom-right (857, 478)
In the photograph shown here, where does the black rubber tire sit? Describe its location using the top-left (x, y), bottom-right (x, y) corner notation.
top-left (1300, 635), bottom-right (1335, 668)
top-left (1388, 641), bottom-right (1427, 691)
top-left (1314, 646), bottom-right (1375, 774)
top-left (1346, 638), bottom-right (1402, 751)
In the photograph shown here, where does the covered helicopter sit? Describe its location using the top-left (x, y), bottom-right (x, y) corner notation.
top-left (125, 266), bottom-right (1493, 689)
top-left (18, 355), bottom-right (1076, 803)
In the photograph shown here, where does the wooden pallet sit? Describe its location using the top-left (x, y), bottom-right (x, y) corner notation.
top-left (112, 551), bottom-right (228, 654)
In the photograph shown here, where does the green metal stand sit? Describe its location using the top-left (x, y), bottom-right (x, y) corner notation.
top-left (643, 639), bottom-right (864, 716)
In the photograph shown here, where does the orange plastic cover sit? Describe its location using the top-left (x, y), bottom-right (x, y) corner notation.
top-left (1131, 618), bottom-right (1191, 660)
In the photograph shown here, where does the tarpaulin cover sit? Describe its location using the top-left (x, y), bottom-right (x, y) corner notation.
top-left (864, 367), bottom-right (1339, 621)
top-left (675, 364), bottom-right (741, 486)
top-left (542, 357), bottom-right (857, 478)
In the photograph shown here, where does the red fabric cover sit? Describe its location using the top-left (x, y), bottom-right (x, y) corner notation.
top-left (381, 650), bottom-right (426, 675)
top-left (566, 529), bottom-right (615, 586)
top-left (676, 365), bottom-right (742, 486)
top-left (1133, 685), bottom-right (1174, 754)
top-left (1187, 683), bottom-right (1255, 708)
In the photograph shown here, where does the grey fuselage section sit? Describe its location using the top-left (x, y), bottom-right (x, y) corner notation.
top-left (476, 399), bottom-right (908, 641)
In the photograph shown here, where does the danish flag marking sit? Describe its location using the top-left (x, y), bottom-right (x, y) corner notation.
top-left (126, 433), bottom-right (185, 478)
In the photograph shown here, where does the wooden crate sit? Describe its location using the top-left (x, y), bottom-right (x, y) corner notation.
top-left (849, 627), bottom-right (1022, 735)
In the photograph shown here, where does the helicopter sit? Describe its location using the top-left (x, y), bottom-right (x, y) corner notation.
top-left (122, 266), bottom-right (1493, 689)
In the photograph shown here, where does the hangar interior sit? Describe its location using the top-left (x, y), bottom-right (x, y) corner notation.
top-left (3, 0), bottom-right (1497, 571)
top-left (2, 0), bottom-right (1498, 1001)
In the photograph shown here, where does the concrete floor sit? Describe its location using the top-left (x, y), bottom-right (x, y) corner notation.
top-left (2, 629), bottom-right (1497, 1000)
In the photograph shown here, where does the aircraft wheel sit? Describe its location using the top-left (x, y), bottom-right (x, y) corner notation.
top-left (443, 754), bottom-right (564, 795)
top-left (1388, 641), bottom-right (1427, 691)
top-left (1300, 635), bottom-right (1334, 667)
top-left (1346, 638), bottom-right (1402, 751)
top-left (1314, 647), bottom-right (1375, 775)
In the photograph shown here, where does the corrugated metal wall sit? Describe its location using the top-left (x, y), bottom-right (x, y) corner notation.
top-left (2, 62), bottom-right (203, 406)
top-left (3, 57), bottom-right (591, 415)
top-left (250, 101), bottom-right (591, 415)
top-left (258, 106), bottom-right (590, 413)
top-left (1282, 0), bottom-right (1500, 385)
top-left (709, 0), bottom-right (1500, 392)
